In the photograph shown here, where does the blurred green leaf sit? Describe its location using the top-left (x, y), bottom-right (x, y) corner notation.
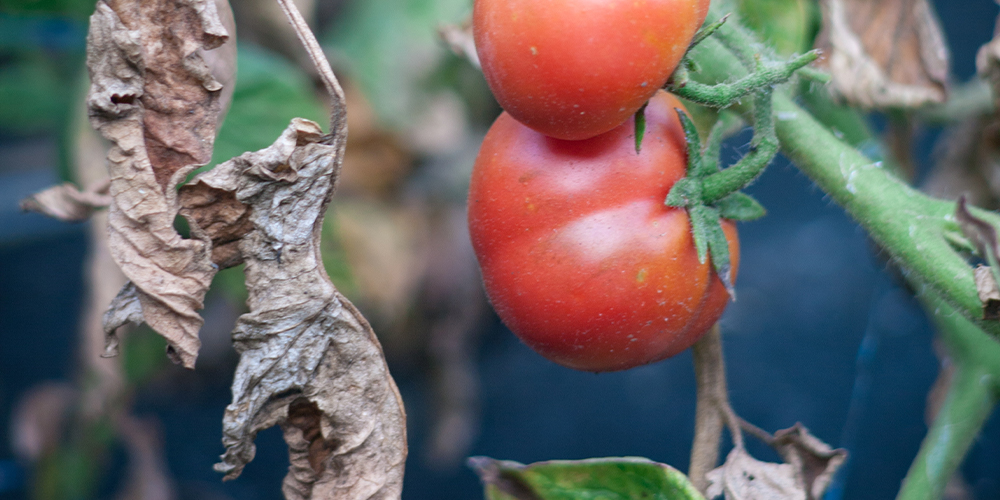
top-left (324, 0), bottom-right (472, 128)
top-left (469, 456), bottom-right (706, 500)
top-left (735, 0), bottom-right (819, 56)
top-left (321, 210), bottom-right (359, 299)
top-left (208, 43), bottom-right (326, 171)
top-left (0, 52), bottom-right (75, 134)
top-left (212, 264), bottom-right (248, 307)
top-left (0, 0), bottom-right (93, 20)
top-left (120, 327), bottom-right (169, 386)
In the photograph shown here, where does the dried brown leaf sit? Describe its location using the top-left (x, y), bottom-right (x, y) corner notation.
top-left (770, 424), bottom-right (847, 500)
top-left (815, 0), bottom-right (949, 108)
top-left (19, 180), bottom-right (111, 222)
top-left (87, 0), bottom-right (232, 368)
top-left (924, 116), bottom-right (1000, 210)
top-left (188, 119), bottom-right (406, 499)
top-left (977, 5), bottom-right (1000, 107)
top-left (974, 265), bottom-right (1000, 320)
top-left (178, 183), bottom-right (253, 269)
top-left (705, 447), bottom-right (806, 500)
top-left (955, 195), bottom-right (1000, 262)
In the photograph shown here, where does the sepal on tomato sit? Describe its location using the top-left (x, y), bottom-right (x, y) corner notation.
top-left (716, 192), bottom-right (766, 221)
top-left (667, 108), bottom-right (751, 299)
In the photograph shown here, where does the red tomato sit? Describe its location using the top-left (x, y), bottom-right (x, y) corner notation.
top-left (468, 92), bottom-right (738, 372)
top-left (473, 0), bottom-right (712, 141)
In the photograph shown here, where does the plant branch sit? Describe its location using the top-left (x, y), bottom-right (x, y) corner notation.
top-left (689, 325), bottom-right (743, 493)
top-left (701, 89), bottom-right (777, 204)
top-left (274, 0), bottom-right (346, 135)
top-left (685, 27), bottom-right (1000, 337)
top-left (897, 292), bottom-right (1000, 500)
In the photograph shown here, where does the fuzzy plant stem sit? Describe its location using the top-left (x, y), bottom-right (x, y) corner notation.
top-left (687, 32), bottom-right (1000, 338)
top-left (700, 89), bottom-right (776, 204)
top-left (897, 292), bottom-right (1000, 500)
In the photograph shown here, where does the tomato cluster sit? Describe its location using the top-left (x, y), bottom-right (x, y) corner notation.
top-left (469, 0), bottom-right (737, 372)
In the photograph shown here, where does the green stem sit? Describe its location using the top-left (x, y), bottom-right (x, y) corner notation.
top-left (701, 89), bottom-right (777, 204)
top-left (669, 51), bottom-right (817, 108)
top-left (898, 293), bottom-right (1000, 500)
top-left (686, 34), bottom-right (1000, 337)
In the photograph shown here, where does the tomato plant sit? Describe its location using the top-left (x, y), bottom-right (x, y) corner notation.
top-left (468, 91), bottom-right (738, 372)
top-left (473, 0), bottom-right (711, 141)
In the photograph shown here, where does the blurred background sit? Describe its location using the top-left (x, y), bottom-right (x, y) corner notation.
top-left (1, 0), bottom-right (1000, 499)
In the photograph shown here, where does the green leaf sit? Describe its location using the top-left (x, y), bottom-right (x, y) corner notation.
top-left (689, 204), bottom-right (713, 265)
top-left (715, 192), bottom-right (766, 221)
top-left (121, 327), bottom-right (168, 385)
top-left (469, 456), bottom-right (705, 500)
top-left (324, 0), bottom-right (472, 128)
top-left (207, 44), bottom-right (326, 172)
top-left (704, 207), bottom-right (735, 299)
top-left (675, 109), bottom-right (703, 176)
top-left (0, 52), bottom-right (74, 135)
top-left (0, 0), bottom-right (95, 19)
top-left (735, 0), bottom-right (819, 56)
top-left (634, 102), bottom-right (648, 154)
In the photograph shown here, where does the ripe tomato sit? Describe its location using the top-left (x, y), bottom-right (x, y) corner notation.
top-left (473, 0), bottom-right (711, 141)
top-left (468, 92), bottom-right (737, 372)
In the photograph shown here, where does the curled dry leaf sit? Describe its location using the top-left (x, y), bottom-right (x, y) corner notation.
top-left (954, 196), bottom-right (1000, 299)
top-left (926, 6), bottom-right (1000, 210)
top-left (977, 5), bottom-right (1000, 110)
top-left (974, 265), bottom-right (1000, 320)
top-left (770, 424), bottom-right (847, 500)
top-left (815, 0), bottom-right (949, 108)
top-left (183, 119), bottom-right (406, 499)
top-left (19, 180), bottom-right (111, 222)
top-left (924, 116), bottom-right (1000, 210)
top-left (87, 0), bottom-right (232, 368)
top-left (705, 447), bottom-right (806, 500)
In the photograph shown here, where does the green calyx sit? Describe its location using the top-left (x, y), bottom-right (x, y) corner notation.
top-left (658, 12), bottom-right (818, 298)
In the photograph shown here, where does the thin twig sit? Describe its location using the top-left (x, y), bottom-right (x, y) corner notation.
top-left (737, 417), bottom-right (775, 446)
top-left (689, 325), bottom-right (744, 493)
top-left (273, 0), bottom-right (347, 135)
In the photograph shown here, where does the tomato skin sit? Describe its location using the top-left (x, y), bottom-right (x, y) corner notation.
top-left (473, 0), bottom-right (711, 141)
top-left (468, 92), bottom-right (737, 372)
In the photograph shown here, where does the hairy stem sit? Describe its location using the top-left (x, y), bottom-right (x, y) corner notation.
top-left (686, 32), bottom-right (1000, 338)
top-left (701, 89), bottom-right (776, 203)
top-left (898, 293), bottom-right (1000, 500)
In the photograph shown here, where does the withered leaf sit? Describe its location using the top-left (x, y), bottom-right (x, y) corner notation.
top-left (977, 5), bottom-right (1000, 109)
top-left (20, 180), bottom-right (111, 222)
top-left (954, 196), bottom-right (1000, 309)
top-left (974, 265), bottom-right (1000, 320)
top-left (770, 424), bottom-right (847, 500)
top-left (705, 447), bottom-right (806, 500)
top-left (87, 0), bottom-right (232, 368)
top-left (815, 0), bottom-right (949, 108)
top-left (191, 119), bottom-right (407, 499)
